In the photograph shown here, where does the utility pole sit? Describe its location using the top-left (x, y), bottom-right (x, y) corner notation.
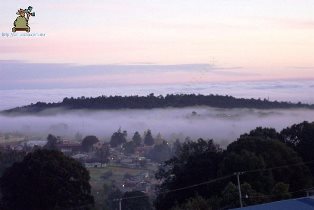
top-left (119, 198), bottom-right (122, 210)
top-left (113, 198), bottom-right (122, 210)
top-left (235, 172), bottom-right (244, 208)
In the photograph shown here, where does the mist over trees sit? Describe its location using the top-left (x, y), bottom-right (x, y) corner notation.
top-left (110, 129), bottom-right (127, 147)
top-left (0, 121), bottom-right (313, 209)
top-left (44, 134), bottom-right (59, 150)
top-left (3, 94), bottom-right (314, 114)
top-left (132, 131), bottom-right (142, 146)
top-left (144, 130), bottom-right (155, 146)
top-left (81, 136), bottom-right (99, 152)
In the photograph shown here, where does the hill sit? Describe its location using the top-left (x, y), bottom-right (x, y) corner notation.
top-left (2, 93), bottom-right (314, 115)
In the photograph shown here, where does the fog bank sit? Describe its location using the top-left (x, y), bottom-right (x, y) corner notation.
top-left (1, 107), bottom-right (313, 146)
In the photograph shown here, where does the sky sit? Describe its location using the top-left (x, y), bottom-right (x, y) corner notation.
top-left (0, 0), bottom-right (314, 89)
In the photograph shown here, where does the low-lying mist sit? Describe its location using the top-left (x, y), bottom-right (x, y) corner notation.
top-left (1, 107), bottom-right (314, 146)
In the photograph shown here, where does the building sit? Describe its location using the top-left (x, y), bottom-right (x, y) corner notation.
top-left (232, 197), bottom-right (314, 210)
top-left (56, 140), bottom-right (81, 154)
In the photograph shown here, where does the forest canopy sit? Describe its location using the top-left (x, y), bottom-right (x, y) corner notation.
top-left (2, 94), bottom-right (314, 114)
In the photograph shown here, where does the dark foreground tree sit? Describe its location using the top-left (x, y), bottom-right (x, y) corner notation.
top-left (0, 150), bottom-right (26, 176)
top-left (155, 139), bottom-right (223, 210)
top-left (170, 195), bottom-right (211, 210)
top-left (122, 191), bottom-right (153, 210)
top-left (0, 149), bottom-right (94, 210)
top-left (220, 136), bottom-right (312, 193)
top-left (280, 121), bottom-right (314, 174)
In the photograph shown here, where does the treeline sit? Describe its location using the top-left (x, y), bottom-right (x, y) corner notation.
top-left (3, 93), bottom-right (314, 114)
top-left (109, 128), bottom-right (174, 163)
top-left (155, 121), bottom-right (314, 210)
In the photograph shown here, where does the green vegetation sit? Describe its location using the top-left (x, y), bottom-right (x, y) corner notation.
top-left (144, 130), bottom-right (155, 146)
top-left (0, 150), bottom-right (94, 210)
top-left (110, 129), bottom-right (127, 148)
top-left (154, 121), bottom-right (314, 210)
top-left (122, 191), bottom-right (152, 210)
top-left (44, 134), bottom-right (59, 150)
top-left (82, 136), bottom-right (99, 152)
top-left (0, 121), bottom-right (314, 210)
top-left (3, 94), bottom-right (314, 114)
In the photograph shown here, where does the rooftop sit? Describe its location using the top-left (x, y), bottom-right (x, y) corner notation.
top-left (232, 197), bottom-right (314, 210)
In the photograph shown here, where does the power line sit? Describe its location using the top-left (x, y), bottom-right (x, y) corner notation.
top-left (47, 158), bottom-right (314, 209)
top-left (242, 159), bottom-right (314, 174)
top-left (114, 174), bottom-right (234, 202)
top-left (110, 158), bottom-right (314, 204)
top-left (247, 186), bottom-right (314, 199)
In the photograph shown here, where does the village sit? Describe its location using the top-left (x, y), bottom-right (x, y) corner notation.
top-left (0, 130), bottom-right (175, 200)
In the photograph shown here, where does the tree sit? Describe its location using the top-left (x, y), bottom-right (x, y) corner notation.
top-left (155, 139), bottom-right (223, 210)
top-left (271, 182), bottom-right (291, 201)
top-left (0, 149), bottom-right (94, 210)
top-left (144, 130), bottom-right (154, 146)
top-left (172, 139), bottom-right (182, 156)
top-left (155, 133), bottom-right (164, 145)
top-left (221, 182), bottom-right (238, 208)
top-left (221, 136), bottom-right (312, 194)
top-left (95, 143), bottom-right (110, 165)
top-left (280, 121), bottom-right (314, 174)
top-left (81, 135), bottom-right (99, 152)
top-left (44, 134), bottom-right (59, 150)
top-left (240, 127), bottom-right (281, 140)
top-left (132, 131), bottom-right (142, 146)
top-left (220, 182), bottom-right (266, 209)
top-left (241, 182), bottom-right (266, 206)
top-left (0, 150), bottom-right (26, 176)
top-left (218, 150), bottom-right (269, 192)
top-left (110, 128), bottom-right (127, 148)
top-left (122, 191), bottom-right (153, 210)
top-left (170, 195), bottom-right (211, 210)
top-left (147, 141), bottom-right (172, 163)
top-left (123, 141), bottom-right (136, 155)
top-left (9, 94), bottom-right (313, 114)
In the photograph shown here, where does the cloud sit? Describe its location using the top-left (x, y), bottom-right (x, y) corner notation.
top-left (291, 66), bottom-right (314, 70)
top-left (0, 60), bottom-right (252, 90)
top-left (261, 18), bottom-right (314, 29)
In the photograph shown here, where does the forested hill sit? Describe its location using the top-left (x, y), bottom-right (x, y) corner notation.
top-left (2, 94), bottom-right (314, 114)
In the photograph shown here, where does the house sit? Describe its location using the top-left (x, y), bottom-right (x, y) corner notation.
top-left (56, 140), bottom-right (81, 154)
top-left (84, 162), bottom-right (106, 168)
top-left (232, 196), bottom-right (314, 210)
top-left (72, 153), bottom-right (89, 162)
top-left (25, 140), bottom-right (47, 148)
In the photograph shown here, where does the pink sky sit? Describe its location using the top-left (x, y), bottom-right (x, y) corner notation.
top-left (1, 0), bottom-right (314, 86)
